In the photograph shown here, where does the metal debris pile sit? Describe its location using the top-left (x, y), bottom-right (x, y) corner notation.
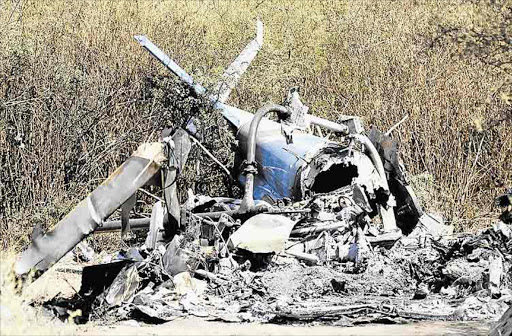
top-left (16, 19), bottom-right (511, 331)
top-left (41, 195), bottom-right (511, 327)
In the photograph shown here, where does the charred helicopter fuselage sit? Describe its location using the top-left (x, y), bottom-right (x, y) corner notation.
top-left (14, 20), bottom-right (422, 280)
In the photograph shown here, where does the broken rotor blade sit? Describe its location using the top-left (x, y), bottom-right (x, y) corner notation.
top-left (133, 35), bottom-right (207, 97)
top-left (15, 143), bottom-right (167, 280)
top-left (135, 19), bottom-right (350, 136)
top-left (135, 19), bottom-right (263, 105)
top-left (211, 19), bottom-right (264, 103)
top-left (133, 37), bottom-right (252, 129)
top-left (134, 21), bottom-right (266, 130)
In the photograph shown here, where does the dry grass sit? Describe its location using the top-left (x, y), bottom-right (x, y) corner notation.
top-left (1, 0), bottom-right (511, 250)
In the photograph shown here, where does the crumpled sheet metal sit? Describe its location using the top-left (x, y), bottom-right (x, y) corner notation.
top-left (162, 236), bottom-right (188, 276)
top-left (229, 214), bottom-right (295, 253)
top-left (105, 263), bottom-right (140, 306)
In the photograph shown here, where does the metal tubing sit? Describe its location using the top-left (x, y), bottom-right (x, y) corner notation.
top-left (306, 115), bottom-right (348, 134)
top-left (290, 221), bottom-right (348, 236)
top-left (193, 208), bottom-right (311, 220)
top-left (239, 103), bottom-right (289, 213)
top-left (285, 251), bottom-right (319, 264)
top-left (94, 218), bottom-right (150, 233)
top-left (193, 210), bottom-right (238, 219)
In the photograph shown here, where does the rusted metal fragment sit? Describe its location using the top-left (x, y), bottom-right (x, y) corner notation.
top-left (15, 142), bottom-right (166, 279)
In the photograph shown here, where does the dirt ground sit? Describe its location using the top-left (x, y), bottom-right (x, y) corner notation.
top-left (76, 318), bottom-right (490, 336)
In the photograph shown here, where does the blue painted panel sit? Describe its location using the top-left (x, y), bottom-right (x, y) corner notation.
top-left (236, 119), bottom-right (334, 201)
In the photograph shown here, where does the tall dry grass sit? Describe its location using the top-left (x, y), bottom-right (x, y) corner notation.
top-left (1, 0), bottom-right (510, 249)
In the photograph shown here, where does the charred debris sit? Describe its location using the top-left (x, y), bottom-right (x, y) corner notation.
top-left (15, 20), bottom-right (511, 329)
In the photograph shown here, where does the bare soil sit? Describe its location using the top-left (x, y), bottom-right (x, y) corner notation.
top-left (76, 318), bottom-right (490, 336)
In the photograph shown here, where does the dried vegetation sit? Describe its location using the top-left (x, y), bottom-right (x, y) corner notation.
top-left (0, 0), bottom-right (511, 249)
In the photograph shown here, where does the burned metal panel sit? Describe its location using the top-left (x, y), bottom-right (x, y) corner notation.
top-left (368, 127), bottom-right (423, 232)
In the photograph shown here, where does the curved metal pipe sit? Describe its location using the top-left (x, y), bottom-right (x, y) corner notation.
top-left (239, 103), bottom-right (289, 213)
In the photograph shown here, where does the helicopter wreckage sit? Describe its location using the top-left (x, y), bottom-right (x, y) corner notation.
top-left (14, 20), bottom-right (511, 331)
